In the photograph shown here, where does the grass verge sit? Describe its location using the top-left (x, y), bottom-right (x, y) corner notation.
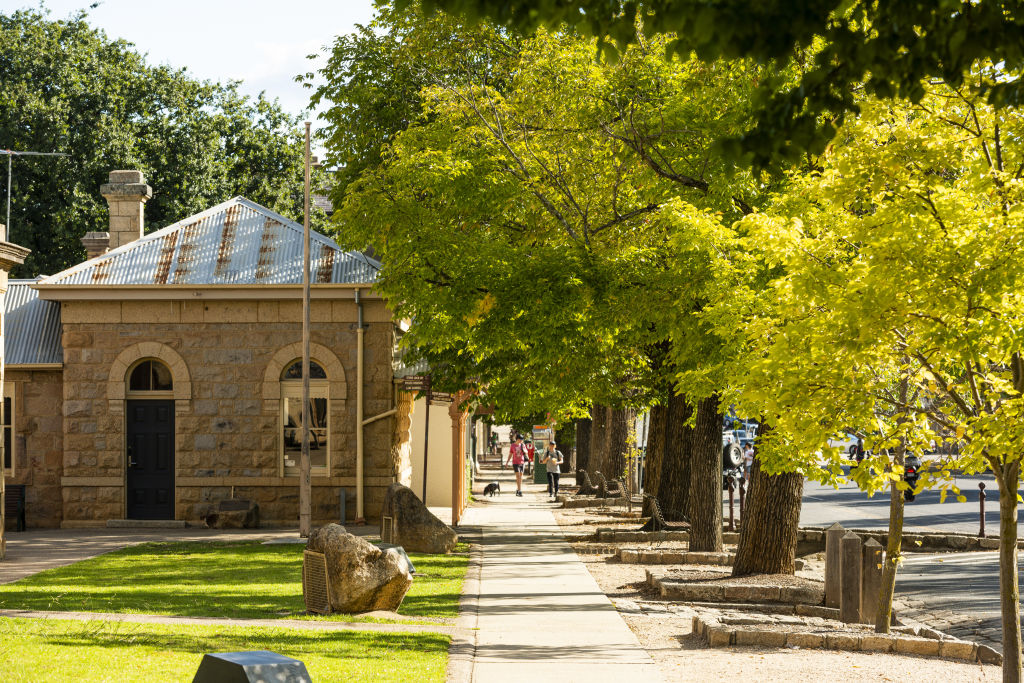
top-left (0, 617), bottom-right (448, 682)
top-left (0, 541), bottom-right (469, 621)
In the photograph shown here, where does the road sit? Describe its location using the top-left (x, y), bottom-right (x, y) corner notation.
top-left (799, 469), bottom-right (1003, 536)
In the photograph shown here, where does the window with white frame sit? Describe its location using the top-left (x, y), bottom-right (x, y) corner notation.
top-left (280, 360), bottom-right (329, 475)
top-left (2, 384), bottom-right (13, 477)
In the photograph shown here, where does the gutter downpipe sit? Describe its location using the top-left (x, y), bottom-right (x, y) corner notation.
top-left (355, 288), bottom-right (366, 524)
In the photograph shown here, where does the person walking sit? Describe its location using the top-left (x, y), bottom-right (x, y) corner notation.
top-left (505, 434), bottom-right (527, 496)
top-left (541, 441), bottom-right (564, 501)
top-left (743, 443), bottom-right (754, 480)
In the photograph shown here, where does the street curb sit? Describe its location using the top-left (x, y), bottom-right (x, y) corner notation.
top-left (446, 526), bottom-right (482, 683)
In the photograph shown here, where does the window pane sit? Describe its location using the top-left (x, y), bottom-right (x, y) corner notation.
top-left (151, 361), bottom-right (173, 390)
top-left (129, 361), bottom-right (151, 391)
top-left (282, 395), bottom-right (328, 470)
top-left (282, 360), bottom-right (326, 380)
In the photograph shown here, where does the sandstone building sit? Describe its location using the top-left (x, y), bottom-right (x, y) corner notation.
top-left (3, 171), bottom-right (426, 528)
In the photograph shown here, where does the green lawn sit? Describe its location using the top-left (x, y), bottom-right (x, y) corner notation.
top-left (0, 541), bottom-right (469, 621)
top-left (0, 617), bottom-right (448, 682)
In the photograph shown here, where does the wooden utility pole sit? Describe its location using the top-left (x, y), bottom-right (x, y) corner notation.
top-left (299, 122), bottom-right (312, 537)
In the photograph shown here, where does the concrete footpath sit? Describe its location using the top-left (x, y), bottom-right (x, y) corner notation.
top-left (457, 468), bottom-right (662, 682)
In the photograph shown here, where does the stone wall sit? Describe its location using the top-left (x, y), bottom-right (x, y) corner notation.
top-left (4, 368), bottom-right (63, 527)
top-left (59, 296), bottom-right (401, 527)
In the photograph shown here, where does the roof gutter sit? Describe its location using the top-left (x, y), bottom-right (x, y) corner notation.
top-left (355, 288), bottom-right (366, 524)
top-left (32, 283), bottom-right (384, 302)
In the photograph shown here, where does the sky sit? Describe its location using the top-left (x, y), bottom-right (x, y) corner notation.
top-left (5, 0), bottom-right (378, 138)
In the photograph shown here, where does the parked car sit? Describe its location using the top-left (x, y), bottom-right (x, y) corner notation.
top-left (827, 433), bottom-right (859, 458)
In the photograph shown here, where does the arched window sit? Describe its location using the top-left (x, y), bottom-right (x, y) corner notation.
top-left (281, 360), bottom-right (327, 380)
top-left (280, 359), bottom-right (329, 475)
top-left (128, 359), bottom-right (174, 393)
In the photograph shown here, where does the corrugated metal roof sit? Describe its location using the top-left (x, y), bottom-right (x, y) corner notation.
top-left (6, 279), bottom-right (62, 365)
top-left (39, 197), bottom-right (380, 286)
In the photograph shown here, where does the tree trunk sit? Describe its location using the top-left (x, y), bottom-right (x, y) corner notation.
top-left (731, 435), bottom-right (803, 576)
top-left (998, 460), bottom-right (1022, 683)
top-left (875, 442), bottom-right (906, 632)
top-left (687, 394), bottom-right (723, 552)
top-left (659, 393), bottom-right (693, 522)
top-left (607, 408), bottom-right (632, 481)
top-left (591, 405), bottom-right (610, 476)
top-left (643, 403), bottom-right (668, 499)
top-left (575, 417), bottom-right (592, 473)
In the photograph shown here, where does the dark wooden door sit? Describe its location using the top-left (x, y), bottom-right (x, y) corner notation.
top-left (126, 400), bottom-right (175, 519)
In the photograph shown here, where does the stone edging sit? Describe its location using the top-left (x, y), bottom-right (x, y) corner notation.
top-left (798, 526), bottom-right (1003, 552)
top-left (560, 498), bottom-right (629, 509)
top-left (445, 527), bottom-right (482, 683)
top-left (693, 614), bottom-right (1002, 664)
top-left (647, 570), bottom-right (824, 605)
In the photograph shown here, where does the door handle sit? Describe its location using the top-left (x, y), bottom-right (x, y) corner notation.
top-left (127, 446), bottom-right (137, 468)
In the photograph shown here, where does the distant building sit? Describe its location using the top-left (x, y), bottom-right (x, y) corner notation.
top-left (3, 170), bottom-right (426, 528)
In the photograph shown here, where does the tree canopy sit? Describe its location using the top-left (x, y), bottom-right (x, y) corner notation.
top-left (417, 0), bottom-right (1024, 168)
top-left (0, 8), bottom-right (321, 277)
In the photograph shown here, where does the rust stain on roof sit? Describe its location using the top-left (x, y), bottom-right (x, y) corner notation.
top-left (154, 230), bottom-right (180, 285)
top-left (256, 217), bottom-right (279, 281)
top-left (316, 243), bottom-right (335, 283)
top-left (173, 220), bottom-right (202, 284)
top-left (91, 257), bottom-right (111, 283)
top-left (214, 204), bottom-right (240, 280)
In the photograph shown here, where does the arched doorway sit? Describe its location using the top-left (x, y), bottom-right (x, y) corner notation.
top-left (125, 359), bottom-right (175, 519)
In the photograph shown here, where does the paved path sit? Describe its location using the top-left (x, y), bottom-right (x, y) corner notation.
top-left (0, 608), bottom-right (463, 635)
top-left (460, 468), bottom-right (662, 682)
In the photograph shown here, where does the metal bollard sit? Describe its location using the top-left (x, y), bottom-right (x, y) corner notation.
top-left (728, 478), bottom-right (736, 532)
top-left (979, 482), bottom-right (986, 538)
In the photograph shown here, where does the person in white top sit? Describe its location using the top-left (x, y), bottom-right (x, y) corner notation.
top-left (743, 443), bottom-right (755, 480)
top-left (540, 441), bottom-right (564, 501)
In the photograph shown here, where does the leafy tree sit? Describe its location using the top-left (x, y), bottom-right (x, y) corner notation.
top-left (0, 8), bottom-right (321, 277)
top-left (742, 72), bottom-right (1024, 677)
top-left (420, 0), bottom-right (1024, 168)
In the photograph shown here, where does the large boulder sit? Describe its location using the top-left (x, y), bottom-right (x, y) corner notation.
top-left (307, 524), bottom-right (412, 613)
top-left (382, 483), bottom-right (458, 554)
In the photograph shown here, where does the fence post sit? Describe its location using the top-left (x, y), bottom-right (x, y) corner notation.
top-left (860, 538), bottom-right (883, 624)
top-left (825, 522), bottom-right (845, 609)
top-left (979, 482), bottom-right (987, 538)
top-left (840, 531), bottom-right (863, 624)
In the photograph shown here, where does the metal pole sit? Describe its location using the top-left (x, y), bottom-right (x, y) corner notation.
top-left (299, 122), bottom-right (312, 537)
top-left (421, 383), bottom-right (431, 502)
top-left (5, 154), bottom-right (10, 239)
top-left (979, 482), bottom-right (987, 538)
top-left (728, 478), bottom-right (735, 531)
top-left (738, 475), bottom-right (746, 522)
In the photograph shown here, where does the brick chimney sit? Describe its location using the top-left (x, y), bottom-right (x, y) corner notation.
top-left (100, 170), bottom-right (152, 249)
top-left (80, 231), bottom-right (110, 260)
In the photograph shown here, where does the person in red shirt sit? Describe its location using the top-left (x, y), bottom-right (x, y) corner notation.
top-left (523, 439), bottom-right (535, 476)
top-left (505, 434), bottom-right (527, 496)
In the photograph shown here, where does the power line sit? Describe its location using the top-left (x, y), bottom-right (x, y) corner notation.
top-left (1, 149), bottom-right (70, 241)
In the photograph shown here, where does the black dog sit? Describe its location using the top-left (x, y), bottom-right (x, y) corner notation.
top-left (483, 482), bottom-right (501, 497)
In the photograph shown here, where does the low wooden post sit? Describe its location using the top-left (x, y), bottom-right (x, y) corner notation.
top-left (825, 522), bottom-right (845, 608)
top-left (840, 531), bottom-right (863, 624)
top-left (860, 538), bottom-right (883, 624)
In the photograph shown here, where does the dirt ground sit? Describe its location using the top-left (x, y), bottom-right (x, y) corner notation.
top-left (558, 507), bottom-right (1001, 681)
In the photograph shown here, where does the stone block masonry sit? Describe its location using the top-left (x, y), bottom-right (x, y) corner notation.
top-left (58, 297), bottom-right (410, 528)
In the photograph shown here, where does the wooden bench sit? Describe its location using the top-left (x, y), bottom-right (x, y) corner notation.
top-left (3, 484), bottom-right (26, 532)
